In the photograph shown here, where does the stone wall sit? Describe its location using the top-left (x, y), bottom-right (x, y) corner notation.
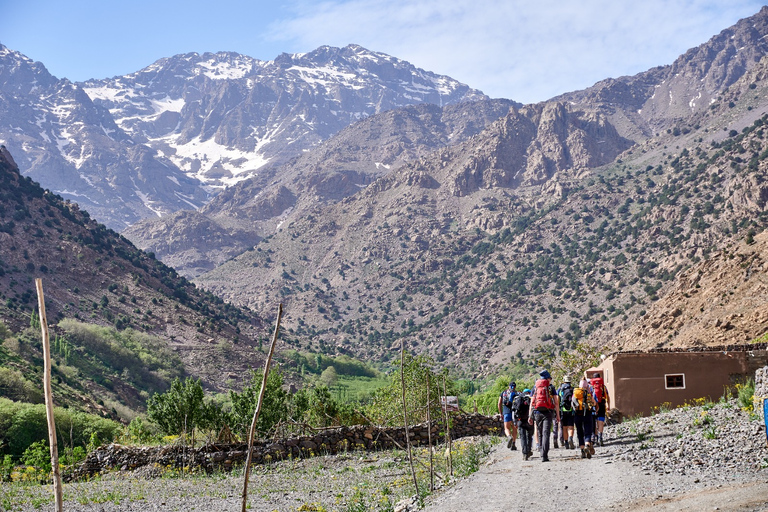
top-left (68, 414), bottom-right (503, 481)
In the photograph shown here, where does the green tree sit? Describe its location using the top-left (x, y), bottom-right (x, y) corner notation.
top-left (364, 352), bottom-right (449, 426)
top-left (147, 377), bottom-right (220, 439)
top-left (229, 370), bottom-right (288, 438)
top-left (319, 366), bottom-right (338, 387)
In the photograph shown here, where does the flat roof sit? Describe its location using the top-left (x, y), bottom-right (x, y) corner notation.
top-left (608, 341), bottom-right (768, 357)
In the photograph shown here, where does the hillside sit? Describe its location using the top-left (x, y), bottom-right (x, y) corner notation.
top-left (195, 57), bottom-right (768, 377)
top-left (0, 147), bottom-right (269, 419)
top-left (124, 99), bottom-right (518, 276)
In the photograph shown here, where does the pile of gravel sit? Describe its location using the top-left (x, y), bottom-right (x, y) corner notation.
top-left (608, 397), bottom-right (767, 480)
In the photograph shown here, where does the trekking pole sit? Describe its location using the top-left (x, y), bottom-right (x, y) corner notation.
top-left (241, 303), bottom-right (282, 512)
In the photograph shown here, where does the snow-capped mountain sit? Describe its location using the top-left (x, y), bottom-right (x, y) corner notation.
top-left (0, 44), bottom-right (485, 230)
top-left (0, 45), bottom-right (208, 230)
top-left (80, 45), bottom-right (487, 190)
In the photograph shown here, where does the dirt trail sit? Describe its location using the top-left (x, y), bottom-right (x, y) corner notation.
top-left (422, 441), bottom-right (768, 512)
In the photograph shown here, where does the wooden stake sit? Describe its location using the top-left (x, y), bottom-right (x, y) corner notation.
top-left (443, 374), bottom-right (453, 476)
top-left (401, 340), bottom-right (419, 497)
top-left (35, 279), bottom-right (62, 512)
top-left (241, 303), bottom-right (282, 512)
top-left (426, 372), bottom-right (433, 492)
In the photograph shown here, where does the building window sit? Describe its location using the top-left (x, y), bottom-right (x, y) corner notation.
top-left (665, 374), bottom-right (685, 389)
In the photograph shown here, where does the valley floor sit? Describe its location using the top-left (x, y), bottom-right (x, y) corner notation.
top-left (3, 397), bottom-right (767, 511)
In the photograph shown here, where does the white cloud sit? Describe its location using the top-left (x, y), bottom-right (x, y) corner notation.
top-left (268, 0), bottom-right (766, 103)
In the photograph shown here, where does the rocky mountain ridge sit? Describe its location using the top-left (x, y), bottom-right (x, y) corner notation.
top-left (0, 44), bottom-right (485, 230)
top-left (130, 7), bottom-right (768, 282)
top-left (124, 99), bottom-right (518, 275)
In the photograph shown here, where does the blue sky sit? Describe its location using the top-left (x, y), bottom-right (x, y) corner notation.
top-left (1, 0), bottom-right (765, 103)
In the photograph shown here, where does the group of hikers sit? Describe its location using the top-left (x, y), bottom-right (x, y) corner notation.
top-left (497, 370), bottom-right (610, 462)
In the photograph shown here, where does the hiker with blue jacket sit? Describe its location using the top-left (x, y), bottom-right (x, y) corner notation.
top-left (528, 370), bottom-right (560, 462)
top-left (497, 381), bottom-right (519, 451)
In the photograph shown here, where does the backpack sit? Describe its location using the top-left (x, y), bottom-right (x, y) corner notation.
top-left (511, 394), bottom-right (531, 421)
top-left (572, 387), bottom-right (594, 414)
top-left (532, 378), bottom-right (555, 412)
top-left (558, 384), bottom-right (574, 412)
top-left (591, 377), bottom-right (605, 403)
top-left (502, 389), bottom-right (517, 409)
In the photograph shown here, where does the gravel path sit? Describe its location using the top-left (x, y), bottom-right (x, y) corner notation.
top-left (423, 398), bottom-right (768, 512)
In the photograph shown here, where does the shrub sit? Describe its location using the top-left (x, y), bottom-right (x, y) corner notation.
top-left (0, 367), bottom-right (43, 403)
top-left (0, 398), bottom-right (121, 459)
top-left (737, 379), bottom-right (755, 412)
top-left (147, 377), bottom-right (215, 438)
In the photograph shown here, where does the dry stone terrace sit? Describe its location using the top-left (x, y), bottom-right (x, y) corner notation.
top-left (67, 413), bottom-right (503, 480)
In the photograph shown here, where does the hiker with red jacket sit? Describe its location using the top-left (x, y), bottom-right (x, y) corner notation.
top-left (527, 370), bottom-right (560, 462)
top-left (497, 381), bottom-right (519, 451)
top-left (590, 372), bottom-right (610, 446)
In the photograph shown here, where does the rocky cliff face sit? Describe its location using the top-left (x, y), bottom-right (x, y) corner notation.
top-left (125, 99), bottom-right (517, 275)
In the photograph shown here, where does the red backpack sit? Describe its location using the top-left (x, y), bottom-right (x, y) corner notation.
top-left (532, 378), bottom-right (555, 411)
top-left (591, 377), bottom-right (605, 403)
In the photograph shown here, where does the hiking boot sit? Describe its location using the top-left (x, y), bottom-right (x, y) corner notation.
top-left (580, 448), bottom-right (586, 459)
top-left (506, 436), bottom-right (513, 449)
top-left (599, 435), bottom-right (604, 447)
top-left (541, 457), bottom-right (549, 462)
top-left (553, 439), bottom-right (558, 449)
top-left (586, 448), bottom-right (592, 459)
top-left (511, 443), bottom-right (517, 451)
top-left (588, 444), bottom-right (595, 456)
top-left (568, 439), bottom-right (575, 450)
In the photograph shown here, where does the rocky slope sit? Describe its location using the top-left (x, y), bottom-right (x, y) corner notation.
top-left (0, 147), bottom-right (268, 417)
top-left (194, 59), bottom-right (768, 376)
top-left (555, 5), bottom-right (768, 138)
top-left (124, 99), bottom-right (517, 275)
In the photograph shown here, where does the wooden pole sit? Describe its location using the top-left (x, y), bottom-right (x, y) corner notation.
top-left (426, 372), bottom-right (433, 492)
top-left (401, 340), bottom-right (419, 497)
top-left (241, 303), bottom-right (282, 512)
top-left (35, 279), bottom-right (62, 512)
top-left (443, 374), bottom-right (453, 476)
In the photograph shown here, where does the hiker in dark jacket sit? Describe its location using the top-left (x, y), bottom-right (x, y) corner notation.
top-left (528, 370), bottom-right (560, 462)
top-left (558, 376), bottom-right (576, 449)
top-left (513, 388), bottom-right (534, 460)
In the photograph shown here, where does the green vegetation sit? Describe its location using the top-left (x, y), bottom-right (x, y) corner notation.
top-left (58, 319), bottom-right (185, 397)
top-left (147, 377), bottom-right (225, 440)
top-left (0, 398), bottom-right (120, 463)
